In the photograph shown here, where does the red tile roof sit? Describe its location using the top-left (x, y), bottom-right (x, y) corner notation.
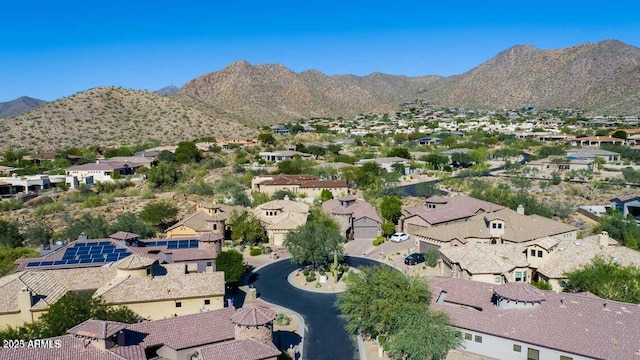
top-left (493, 282), bottom-right (545, 302)
top-left (0, 335), bottom-right (126, 360)
top-left (199, 338), bottom-right (281, 360)
top-left (67, 319), bottom-right (127, 339)
top-left (231, 305), bottom-right (276, 326)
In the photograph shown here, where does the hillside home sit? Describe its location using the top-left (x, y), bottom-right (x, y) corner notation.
top-left (321, 195), bottom-right (382, 240)
top-left (567, 136), bottom-right (626, 147)
top-left (259, 150), bottom-right (311, 162)
top-left (252, 197), bottom-right (309, 246)
top-left (66, 159), bottom-right (144, 182)
top-left (565, 148), bottom-right (620, 163)
top-left (251, 174), bottom-right (348, 198)
top-left (399, 195), bottom-right (504, 235)
top-left (165, 203), bottom-right (243, 239)
top-left (525, 156), bottom-right (596, 174)
top-left (430, 278), bottom-right (640, 360)
top-left (610, 195), bottom-right (640, 218)
top-left (0, 254), bottom-right (225, 329)
top-left (0, 305), bottom-right (281, 360)
top-left (414, 205), bottom-right (578, 252)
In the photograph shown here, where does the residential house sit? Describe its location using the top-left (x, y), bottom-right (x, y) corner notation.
top-left (525, 156), bottom-right (596, 174)
top-left (252, 197), bottom-right (309, 246)
top-left (251, 174), bottom-right (348, 199)
top-left (354, 157), bottom-right (412, 174)
top-left (414, 205), bottom-right (578, 252)
top-left (165, 203), bottom-right (243, 239)
top-left (0, 254), bottom-right (225, 329)
top-left (0, 174), bottom-right (89, 193)
top-left (0, 305), bottom-right (281, 360)
top-left (66, 159), bottom-right (144, 183)
top-left (567, 136), bottom-right (626, 147)
top-left (259, 150), bottom-right (311, 162)
top-left (610, 195), bottom-right (640, 218)
top-left (399, 195), bottom-right (504, 235)
top-left (417, 137), bottom-right (442, 145)
top-left (565, 148), bottom-right (620, 163)
top-left (321, 195), bottom-right (382, 240)
top-left (430, 277), bottom-right (640, 360)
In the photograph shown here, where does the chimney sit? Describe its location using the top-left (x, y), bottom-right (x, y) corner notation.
top-left (284, 195), bottom-right (290, 201)
top-left (516, 205), bottom-right (525, 215)
top-left (598, 231), bottom-right (609, 247)
top-left (18, 287), bottom-right (33, 322)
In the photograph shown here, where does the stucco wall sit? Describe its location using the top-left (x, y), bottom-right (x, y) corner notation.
top-left (166, 225), bottom-right (198, 239)
top-left (122, 296), bottom-right (224, 320)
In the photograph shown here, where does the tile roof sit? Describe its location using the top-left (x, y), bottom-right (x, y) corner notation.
top-left (231, 305), bottom-right (276, 326)
top-left (266, 212), bottom-right (308, 230)
top-left (430, 277), bottom-right (640, 360)
top-left (0, 335), bottom-right (126, 360)
top-left (110, 231), bottom-right (141, 240)
top-left (402, 196), bottom-right (503, 226)
top-left (299, 180), bottom-right (347, 188)
top-left (199, 338), bottom-right (281, 360)
top-left (537, 234), bottom-right (640, 279)
top-left (126, 307), bottom-right (236, 350)
top-left (198, 232), bottom-right (224, 242)
top-left (67, 319), bottom-right (127, 339)
top-left (169, 248), bottom-right (216, 262)
top-left (253, 199), bottom-right (309, 216)
top-left (115, 254), bottom-right (157, 270)
top-left (94, 272), bottom-right (225, 304)
top-left (493, 282), bottom-right (545, 302)
top-left (414, 207), bottom-right (577, 243)
top-left (439, 244), bottom-right (528, 274)
top-left (322, 198), bottom-right (382, 223)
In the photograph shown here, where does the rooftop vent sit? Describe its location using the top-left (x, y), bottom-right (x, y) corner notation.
top-left (573, 241), bottom-right (581, 246)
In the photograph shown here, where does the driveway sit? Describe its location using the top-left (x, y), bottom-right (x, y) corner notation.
top-left (250, 256), bottom-right (383, 360)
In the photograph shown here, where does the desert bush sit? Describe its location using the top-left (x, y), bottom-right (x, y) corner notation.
top-left (249, 247), bottom-right (262, 256)
top-left (372, 236), bottom-right (385, 246)
top-left (275, 312), bottom-right (291, 326)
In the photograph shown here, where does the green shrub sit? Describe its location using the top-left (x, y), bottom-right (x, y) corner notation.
top-left (372, 236), bottom-right (385, 246)
top-left (0, 199), bottom-right (22, 212)
top-left (33, 201), bottom-right (65, 216)
top-left (139, 189), bottom-right (155, 199)
top-left (531, 280), bottom-right (552, 290)
top-left (249, 247), bottom-right (262, 256)
top-left (275, 312), bottom-right (291, 326)
top-left (305, 273), bottom-right (316, 282)
top-left (425, 248), bottom-right (438, 267)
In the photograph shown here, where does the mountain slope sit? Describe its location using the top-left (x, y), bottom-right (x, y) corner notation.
top-left (155, 85), bottom-right (180, 96)
top-left (179, 61), bottom-right (440, 124)
top-left (0, 96), bottom-right (47, 117)
top-left (0, 87), bottom-right (253, 151)
top-left (419, 40), bottom-right (640, 113)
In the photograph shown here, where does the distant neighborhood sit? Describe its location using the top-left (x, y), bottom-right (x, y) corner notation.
top-left (1, 102), bottom-right (640, 360)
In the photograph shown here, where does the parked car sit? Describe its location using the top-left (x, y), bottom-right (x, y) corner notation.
top-left (404, 253), bottom-right (425, 266)
top-left (390, 232), bottom-right (410, 242)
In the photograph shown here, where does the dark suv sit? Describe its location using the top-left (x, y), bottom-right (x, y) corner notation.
top-left (404, 252), bottom-right (425, 266)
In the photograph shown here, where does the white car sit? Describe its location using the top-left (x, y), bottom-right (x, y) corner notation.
top-left (390, 232), bottom-right (410, 242)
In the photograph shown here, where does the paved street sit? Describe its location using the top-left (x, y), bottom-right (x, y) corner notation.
top-left (250, 256), bottom-right (381, 360)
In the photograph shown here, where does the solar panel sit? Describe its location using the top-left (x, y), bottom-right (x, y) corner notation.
top-left (79, 259), bottom-right (92, 264)
top-left (26, 262), bottom-right (41, 267)
top-left (53, 261), bottom-right (66, 265)
top-left (75, 243), bottom-right (86, 247)
top-left (156, 241), bottom-right (167, 247)
top-left (40, 261), bottom-right (54, 266)
top-left (167, 242), bottom-right (178, 249)
top-left (66, 259), bottom-right (80, 264)
top-left (189, 240), bottom-right (198, 248)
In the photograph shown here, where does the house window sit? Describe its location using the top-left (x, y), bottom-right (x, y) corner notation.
top-left (537, 250), bottom-right (543, 257)
top-left (497, 223), bottom-right (502, 229)
top-left (527, 348), bottom-right (540, 360)
top-left (494, 276), bottom-right (501, 284)
top-left (474, 335), bottom-right (482, 343)
top-left (513, 344), bottom-right (521, 352)
top-left (206, 261), bottom-right (212, 266)
top-left (559, 356), bottom-right (573, 360)
top-left (204, 299), bottom-right (210, 305)
top-left (175, 302), bottom-right (182, 308)
top-left (464, 333), bottom-right (472, 341)
top-left (492, 223), bottom-right (497, 229)
top-left (515, 272), bottom-right (523, 282)
top-left (213, 224), bottom-right (217, 231)
top-left (530, 249), bottom-right (535, 256)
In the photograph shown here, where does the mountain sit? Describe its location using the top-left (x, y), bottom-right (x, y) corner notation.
top-left (419, 40), bottom-right (640, 113)
top-left (155, 85), bottom-right (180, 96)
top-left (0, 87), bottom-right (252, 151)
top-left (179, 60), bottom-right (440, 124)
top-left (0, 96), bottom-right (47, 117)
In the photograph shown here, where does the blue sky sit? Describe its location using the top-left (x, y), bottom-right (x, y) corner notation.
top-left (1, 0), bottom-right (638, 101)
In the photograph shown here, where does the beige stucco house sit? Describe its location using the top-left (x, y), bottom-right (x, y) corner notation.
top-left (321, 195), bottom-right (382, 240)
top-left (0, 254), bottom-right (225, 330)
top-left (252, 197), bottom-right (309, 246)
top-left (251, 174), bottom-right (348, 199)
top-left (165, 203), bottom-right (242, 239)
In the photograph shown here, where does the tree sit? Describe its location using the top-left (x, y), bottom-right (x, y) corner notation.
top-left (450, 152), bottom-right (474, 168)
top-left (228, 210), bottom-right (265, 245)
top-left (251, 192), bottom-right (271, 207)
top-left (385, 306), bottom-right (461, 360)
top-left (271, 189), bottom-right (297, 200)
top-left (109, 212), bottom-right (156, 238)
top-left (386, 147), bottom-right (411, 159)
top-left (380, 195), bottom-right (403, 224)
top-left (257, 133), bottom-right (276, 145)
top-left (0, 219), bottom-right (23, 248)
top-left (319, 189), bottom-right (333, 203)
top-left (423, 153), bottom-right (449, 171)
top-left (275, 158), bottom-right (315, 175)
top-left (381, 221), bottom-right (396, 237)
top-left (564, 256), bottom-right (640, 304)
top-left (390, 162), bottom-right (405, 175)
top-left (174, 141), bottom-right (202, 164)
top-left (0, 292), bottom-right (140, 340)
top-left (335, 265), bottom-right (432, 337)
top-left (0, 246), bottom-right (39, 277)
top-left (22, 221), bottom-right (53, 246)
top-left (157, 150), bottom-right (175, 163)
top-left (215, 250), bottom-right (245, 284)
top-left (594, 210), bottom-right (640, 250)
top-left (147, 162), bottom-right (180, 189)
top-left (139, 201), bottom-right (179, 229)
top-left (283, 217), bottom-right (344, 269)
top-left (58, 214), bottom-right (109, 241)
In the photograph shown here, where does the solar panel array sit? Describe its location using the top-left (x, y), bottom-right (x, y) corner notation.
top-left (25, 242), bottom-right (131, 269)
top-left (144, 239), bottom-right (199, 249)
